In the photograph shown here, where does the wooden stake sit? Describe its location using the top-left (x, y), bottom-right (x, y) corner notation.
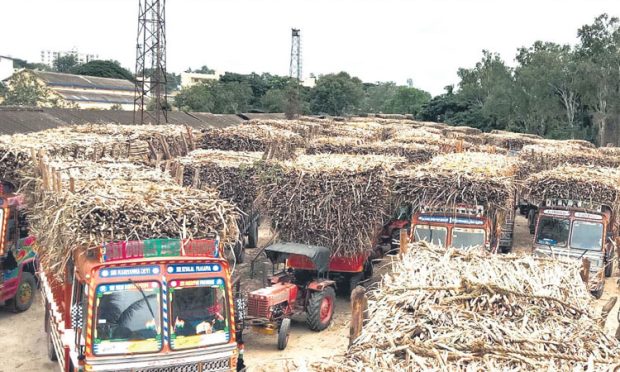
top-left (580, 258), bottom-right (590, 284)
top-left (599, 296), bottom-right (617, 327)
top-left (349, 286), bottom-right (368, 347)
top-left (399, 228), bottom-right (409, 256)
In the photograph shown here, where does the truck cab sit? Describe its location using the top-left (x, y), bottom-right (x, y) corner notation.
top-left (532, 199), bottom-right (615, 297)
top-left (409, 205), bottom-right (493, 250)
top-left (40, 237), bottom-right (240, 372)
top-left (0, 184), bottom-right (37, 313)
top-left (379, 204), bottom-right (413, 253)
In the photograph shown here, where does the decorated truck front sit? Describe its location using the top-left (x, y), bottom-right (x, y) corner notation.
top-left (0, 189), bottom-right (37, 313)
top-left (41, 238), bottom-right (240, 372)
top-left (532, 199), bottom-right (613, 298)
top-left (410, 205), bottom-right (493, 250)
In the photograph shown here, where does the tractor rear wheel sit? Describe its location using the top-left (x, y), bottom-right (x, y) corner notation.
top-left (277, 318), bottom-right (291, 350)
top-left (10, 272), bottom-right (36, 313)
top-left (605, 251), bottom-right (614, 277)
top-left (233, 240), bottom-right (245, 264)
top-left (306, 287), bottom-right (335, 331)
top-left (247, 220), bottom-right (259, 249)
top-left (349, 273), bottom-right (364, 293)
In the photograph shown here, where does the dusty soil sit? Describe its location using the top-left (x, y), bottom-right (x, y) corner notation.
top-left (2, 217), bottom-right (620, 371)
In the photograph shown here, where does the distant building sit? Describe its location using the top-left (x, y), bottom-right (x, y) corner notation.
top-left (180, 71), bottom-right (223, 88)
top-left (0, 55), bottom-right (15, 81)
top-left (40, 48), bottom-right (99, 67)
top-left (3, 70), bottom-right (135, 110)
top-left (301, 74), bottom-right (317, 88)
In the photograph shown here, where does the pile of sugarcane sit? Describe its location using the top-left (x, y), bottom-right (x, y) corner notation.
top-left (172, 149), bottom-right (264, 213)
top-left (306, 137), bottom-right (437, 164)
top-left (29, 162), bottom-right (239, 278)
top-left (256, 154), bottom-right (406, 256)
top-left (316, 242), bottom-right (620, 371)
top-left (520, 144), bottom-right (620, 175)
top-left (392, 152), bottom-right (519, 214)
top-left (246, 119), bottom-right (322, 139)
top-left (523, 165), bottom-right (620, 212)
top-left (73, 123), bottom-right (198, 160)
top-left (0, 123), bottom-right (201, 188)
top-left (483, 130), bottom-right (543, 150)
top-left (199, 125), bottom-right (303, 157)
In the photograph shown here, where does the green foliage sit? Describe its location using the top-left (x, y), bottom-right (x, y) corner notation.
top-left (70, 60), bottom-right (134, 81)
top-left (174, 80), bottom-right (253, 114)
top-left (12, 58), bottom-right (50, 71)
top-left (53, 55), bottom-right (79, 73)
top-left (383, 86), bottom-right (431, 116)
top-left (1, 72), bottom-right (61, 107)
top-left (310, 72), bottom-right (364, 116)
top-left (186, 65), bottom-right (215, 74)
top-left (220, 72), bottom-right (291, 108)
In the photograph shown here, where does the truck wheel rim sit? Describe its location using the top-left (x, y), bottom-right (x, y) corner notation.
top-left (18, 282), bottom-right (32, 305)
top-left (320, 297), bottom-right (333, 323)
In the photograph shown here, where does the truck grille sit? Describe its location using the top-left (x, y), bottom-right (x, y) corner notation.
top-left (119, 357), bottom-right (231, 372)
top-left (247, 295), bottom-right (270, 318)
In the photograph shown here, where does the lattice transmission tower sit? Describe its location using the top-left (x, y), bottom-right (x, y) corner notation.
top-left (134, 0), bottom-right (167, 124)
top-left (289, 28), bottom-right (302, 81)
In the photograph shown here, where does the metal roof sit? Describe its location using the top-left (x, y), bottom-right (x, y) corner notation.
top-left (54, 89), bottom-right (134, 105)
top-left (0, 107), bottom-right (255, 134)
top-left (35, 71), bottom-right (134, 92)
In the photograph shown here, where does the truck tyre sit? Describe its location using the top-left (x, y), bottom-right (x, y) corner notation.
top-left (277, 318), bottom-right (291, 350)
top-left (592, 287), bottom-right (604, 299)
top-left (10, 271), bottom-right (36, 312)
top-left (528, 209), bottom-right (536, 235)
top-left (47, 329), bottom-right (57, 361)
top-left (247, 220), bottom-right (259, 249)
top-left (606, 251), bottom-right (614, 278)
top-left (349, 273), bottom-right (364, 293)
top-left (306, 287), bottom-right (335, 332)
top-left (363, 260), bottom-right (373, 279)
top-left (233, 240), bottom-right (245, 264)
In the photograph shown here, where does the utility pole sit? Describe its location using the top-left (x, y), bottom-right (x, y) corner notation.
top-left (134, 0), bottom-right (167, 124)
top-left (289, 28), bottom-right (302, 81)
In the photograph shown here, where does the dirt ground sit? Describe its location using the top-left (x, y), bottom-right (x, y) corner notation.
top-left (2, 217), bottom-right (620, 371)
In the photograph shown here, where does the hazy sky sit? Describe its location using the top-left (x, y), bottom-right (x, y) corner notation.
top-left (1, 0), bottom-right (619, 95)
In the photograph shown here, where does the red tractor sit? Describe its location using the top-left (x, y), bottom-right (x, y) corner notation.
top-left (241, 243), bottom-right (336, 350)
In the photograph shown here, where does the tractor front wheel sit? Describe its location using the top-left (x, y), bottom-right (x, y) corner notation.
top-left (247, 220), bottom-right (259, 249)
top-left (306, 287), bottom-right (335, 331)
top-left (277, 318), bottom-right (291, 350)
top-left (10, 272), bottom-right (36, 313)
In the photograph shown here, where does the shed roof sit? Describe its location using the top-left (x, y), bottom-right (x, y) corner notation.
top-left (35, 71), bottom-right (134, 92)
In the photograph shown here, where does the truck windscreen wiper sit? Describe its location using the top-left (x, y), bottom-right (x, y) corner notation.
top-left (128, 278), bottom-right (156, 321)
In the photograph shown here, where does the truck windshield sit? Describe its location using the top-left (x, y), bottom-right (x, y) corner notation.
top-left (536, 217), bottom-right (569, 247)
top-left (93, 282), bottom-right (162, 356)
top-left (414, 225), bottom-right (447, 247)
top-left (571, 221), bottom-right (604, 251)
top-left (169, 278), bottom-right (230, 350)
top-left (451, 228), bottom-right (485, 249)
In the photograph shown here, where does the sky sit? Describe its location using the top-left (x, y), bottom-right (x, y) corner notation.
top-left (1, 0), bottom-right (619, 96)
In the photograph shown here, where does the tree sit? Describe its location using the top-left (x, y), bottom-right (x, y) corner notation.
top-left (174, 80), bottom-right (253, 113)
top-left (576, 14), bottom-right (620, 145)
top-left (384, 86), bottom-right (431, 116)
top-left (186, 65), bottom-right (215, 74)
top-left (71, 60), bottom-right (134, 81)
top-left (1, 71), bottom-right (64, 107)
top-left (362, 82), bottom-right (397, 113)
top-left (53, 55), bottom-right (79, 73)
top-left (12, 58), bottom-right (50, 71)
top-left (309, 72), bottom-right (364, 115)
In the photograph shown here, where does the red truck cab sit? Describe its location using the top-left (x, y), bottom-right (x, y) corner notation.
top-left (409, 205), bottom-right (494, 250)
top-left (41, 237), bottom-right (240, 372)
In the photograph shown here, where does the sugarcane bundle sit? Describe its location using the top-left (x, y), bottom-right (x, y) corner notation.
top-left (317, 123), bottom-right (378, 140)
top-left (0, 127), bottom-right (151, 187)
top-left (73, 123), bottom-right (198, 160)
top-left (199, 125), bottom-right (303, 158)
top-left (392, 152), bottom-right (519, 214)
top-left (245, 119), bottom-right (322, 139)
top-left (306, 137), bottom-right (437, 164)
top-left (256, 154), bottom-right (407, 256)
top-left (30, 176), bottom-right (238, 278)
top-left (443, 131), bottom-right (486, 145)
top-left (173, 149), bottom-right (264, 213)
top-left (519, 144), bottom-right (620, 175)
top-left (523, 165), bottom-right (620, 212)
top-left (483, 131), bottom-right (543, 150)
top-left (315, 242), bottom-right (620, 371)
top-left (441, 125), bottom-right (482, 136)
